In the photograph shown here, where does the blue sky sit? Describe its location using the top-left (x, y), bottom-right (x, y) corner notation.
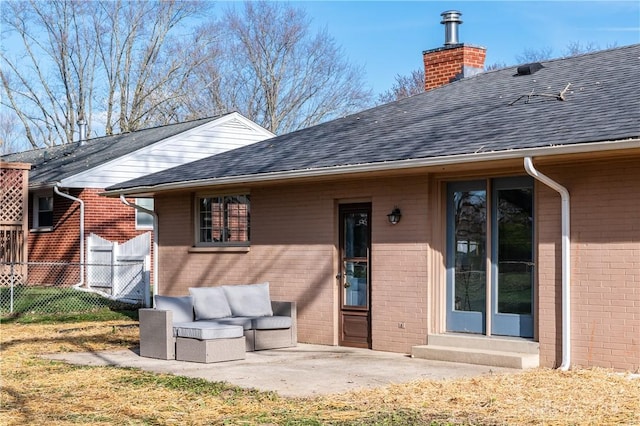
top-left (289, 1), bottom-right (640, 94)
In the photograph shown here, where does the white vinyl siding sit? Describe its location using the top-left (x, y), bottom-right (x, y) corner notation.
top-left (59, 113), bottom-right (273, 188)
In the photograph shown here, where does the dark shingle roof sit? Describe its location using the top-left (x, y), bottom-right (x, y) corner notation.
top-left (1, 115), bottom-right (226, 186)
top-left (107, 45), bottom-right (640, 192)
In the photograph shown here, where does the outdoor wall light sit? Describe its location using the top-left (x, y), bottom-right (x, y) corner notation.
top-left (387, 207), bottom-right (402, 225)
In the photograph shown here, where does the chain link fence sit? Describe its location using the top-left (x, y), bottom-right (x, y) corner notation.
top-left (1, 261), bottom-right (150, 317)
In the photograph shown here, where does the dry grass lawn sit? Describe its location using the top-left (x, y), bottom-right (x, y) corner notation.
top-left (1, 320), bottom-right (639, 425)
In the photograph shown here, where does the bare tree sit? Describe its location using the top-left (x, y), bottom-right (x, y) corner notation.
top-left (154, 21), bottom-right (227, 123)
top-left (516, 42), bottom-right (615, 65)
top-left (1, 0), bottom-right (210, 148)
top-left (93, 0), bottom-right (210, 134)
top-left (485, 62), bottom-right (508, 71)
top-left (2, 0), bottom-right (374, 147)
top-left (516, 46), bottom-right (554, 64)
top-left (0, 111), bottom-right (22, 154)
top-left (208, 1), bottom-right (372, 134)
top-left (563, 41), bottom-right (617, 57)
top-left (1, 0), bottom-right (98, 148)
top-left (377, 69), bottom-right (425, 104)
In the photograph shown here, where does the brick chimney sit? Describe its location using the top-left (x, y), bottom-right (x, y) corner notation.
top-left (423, 11), bottom-right (486, 91)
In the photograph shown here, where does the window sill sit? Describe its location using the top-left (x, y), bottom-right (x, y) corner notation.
top-left (188, 246), bottom-right (250, 253)
top-left (30, 227), bottom-right (53, 233)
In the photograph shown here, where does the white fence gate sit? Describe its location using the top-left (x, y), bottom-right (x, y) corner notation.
top-left (87, 233), bottom-right (150, 306)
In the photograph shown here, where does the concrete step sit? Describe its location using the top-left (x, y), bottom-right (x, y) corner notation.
top-left (427, 333), bottom-right (539, 354)
top-left (411, 334), bottom-right (540, 369)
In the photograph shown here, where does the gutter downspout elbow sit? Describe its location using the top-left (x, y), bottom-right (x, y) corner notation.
top-left (120, 195), bottom-right (158, 307)
top-left (54, 184), bottom-right (85, 287)
top-left (524, 157), bottom-right (571, 371)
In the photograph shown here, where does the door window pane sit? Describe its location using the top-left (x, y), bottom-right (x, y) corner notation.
top-left (344, 213), bottom-right (368, 258)
top-left (496, 188), bottom-right (533, 314)
top-left (453, 190), bottom-right (486, 312)
top-left (344, 261), bottom-right (367, 307)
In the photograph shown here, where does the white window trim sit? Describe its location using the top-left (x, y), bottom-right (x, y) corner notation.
top-left (31, 190), bottom-right (54, 232)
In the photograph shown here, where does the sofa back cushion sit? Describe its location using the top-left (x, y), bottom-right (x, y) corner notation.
top-left (189, 287), bottom-right (233, 320)
top-left (223, 282), bottom-right (273, 317)
top-left (154, 295), bottom-right (194, 323)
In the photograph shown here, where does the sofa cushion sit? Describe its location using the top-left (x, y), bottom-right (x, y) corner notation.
top-left (252, 315), bottom-right (292, 330)
top-left (189, 287), bottom-right (232, 320)
top-left (222, 282), bottom-right (273, 317)
top-left (154, 295), bottom-right (194, 323)
top-left (214, 317), bottom-right (254, 330)
top-left (173, 321), bottom-right (244, 340)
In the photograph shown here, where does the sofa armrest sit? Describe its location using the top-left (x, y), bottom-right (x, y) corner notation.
top-left (270, 301), bottom-right (297, 345)
top-left (271, 300), bottom-right (294, 317)
top-left (139, 308), bottom-right (176, 360)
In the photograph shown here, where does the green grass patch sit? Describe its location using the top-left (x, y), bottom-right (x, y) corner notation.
top-left (117, 369), bottom-right (279, 401)
top-left (118, 370), bottom-right (232, 396)
top-left (1, 307), bottom-right (138, 324)
top-left (1, 286), bottom-right (140, 323)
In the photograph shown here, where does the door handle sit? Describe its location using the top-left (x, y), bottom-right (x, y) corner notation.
top-left (336, 273), bottom-right (342, 279)
top-left (343, 282), bottom-right (351, 288)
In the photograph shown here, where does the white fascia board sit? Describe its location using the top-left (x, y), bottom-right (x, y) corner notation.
top-left (61, 113), bottom-right (273, 188)
top-left (102, 138), bottom-right (640, 197)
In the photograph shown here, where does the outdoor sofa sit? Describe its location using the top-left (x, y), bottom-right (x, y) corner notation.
top-left (139, 282), bottom-right (297, 363)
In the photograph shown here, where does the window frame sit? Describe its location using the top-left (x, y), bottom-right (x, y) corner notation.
top-left (31, 190), bottom-right (54, 231)
top-left (135, 198), bottom-right (155, 230)
top-left (445, 176), bottom-right (534, 337)
top-left (194, 192), bottom-right (251, 247)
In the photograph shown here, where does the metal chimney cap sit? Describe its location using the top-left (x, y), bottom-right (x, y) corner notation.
top-left (440, 10), bottom-right (462, 22)
top-left (440, 10), bottom-right (463, 46)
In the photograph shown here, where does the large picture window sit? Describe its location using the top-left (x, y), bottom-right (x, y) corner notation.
top-left (196, 194), bottom-right (250, 245)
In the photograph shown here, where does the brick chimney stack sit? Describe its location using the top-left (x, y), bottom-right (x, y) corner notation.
top-left (422, 11), bottom-right (486, 91)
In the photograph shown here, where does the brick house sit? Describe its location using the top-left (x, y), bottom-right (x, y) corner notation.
top-left (106, 25), bottom-right (639, 371)
top-left (1, 113), bottom-right (273, 289)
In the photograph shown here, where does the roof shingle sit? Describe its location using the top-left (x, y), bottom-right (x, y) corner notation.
top-left (103, 45), bottom-right (639, 191)
top-left (1, 116), bottom-right (226, 186)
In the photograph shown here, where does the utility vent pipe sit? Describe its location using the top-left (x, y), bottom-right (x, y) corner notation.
top-left (441, 10), bottom-right (462, 46)
top-left (78, 115), bottom-right (87, 145)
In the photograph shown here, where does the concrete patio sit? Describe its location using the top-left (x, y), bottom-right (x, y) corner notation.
top-left (45, 343), bottom-right (520, 398)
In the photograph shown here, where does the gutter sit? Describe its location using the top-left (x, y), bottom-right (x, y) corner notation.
top-left (120, 195), bottom-right (157, 307)
top-left (102, 138), bottom-right (639, 197)
top-left (53, 184), bottom-right (85, 288)
top-left (524, 157), bottom-right (571, 371)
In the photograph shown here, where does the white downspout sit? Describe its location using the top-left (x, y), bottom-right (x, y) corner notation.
top-left (524, 157), bottom-right (571, 371)
top-left (120, 195), bottom-right (158, 307)
top-left (54, 184), bottom-right (85, 287)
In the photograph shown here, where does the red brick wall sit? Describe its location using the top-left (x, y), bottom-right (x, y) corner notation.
top-left (27, 188), bottom-right (151, 285)
top-left (156, 176), bottom-right (430, 353)
top-left (536, 158), bottom-right (640, 370)
top-left (423, 45), bottom-right (486, 90)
